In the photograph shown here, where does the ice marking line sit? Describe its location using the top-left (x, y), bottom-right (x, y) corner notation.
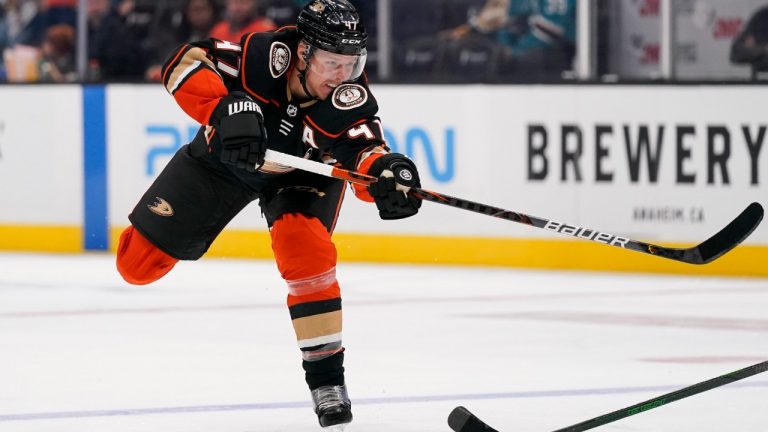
top-left (471, 311), bottom-right (768, 332)
top-left (0, 304), bottom-right (280, 318)
top-left (1, 382), bottom-right (766, 422)
top-left (0, 286), bottom-right (765, 319)
top-left (640, 356), bottom-right (768, 364)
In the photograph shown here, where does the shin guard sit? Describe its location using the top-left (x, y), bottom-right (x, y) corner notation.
top-left (271, 213), bottom-right (345, 389)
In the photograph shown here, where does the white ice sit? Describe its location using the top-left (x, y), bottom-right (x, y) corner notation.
top-left (0, 252), bottom-right (766, 432)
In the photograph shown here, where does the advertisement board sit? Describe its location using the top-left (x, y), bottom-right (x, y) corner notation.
top-left (1, 83), bottom-right (765, 274)
top-left (107, 84), bottom-right (766, 243)
top-left (0, 86), bottom-right (82, 224)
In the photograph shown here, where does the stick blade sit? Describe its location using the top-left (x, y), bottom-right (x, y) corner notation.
top-left (448, 406), bottom-right (472, 432)
top-left (448, 406), bottom-right (499, 432)
top-left (695, 202), bottom-right (764, 264)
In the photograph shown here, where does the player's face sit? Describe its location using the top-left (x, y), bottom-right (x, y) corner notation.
top-left (305, 49), bottom-right (363, 100)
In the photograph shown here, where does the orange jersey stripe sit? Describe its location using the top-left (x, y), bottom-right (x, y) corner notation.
top-left (172, 69), bottom-right (228, 124)
top-left (351, 147), bottom-right (386, 201)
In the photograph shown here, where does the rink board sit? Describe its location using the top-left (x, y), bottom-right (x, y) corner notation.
top-left (0, 84), bottom-right (766, 275)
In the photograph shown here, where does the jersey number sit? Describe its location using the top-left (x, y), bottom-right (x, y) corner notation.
top-left (347, 124), bottom-right (375, 140)
top-left (214, 40), bottom-right (242, 78)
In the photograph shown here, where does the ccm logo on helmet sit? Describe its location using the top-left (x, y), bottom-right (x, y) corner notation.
top-left (342, 39), bottom-right (362, 44)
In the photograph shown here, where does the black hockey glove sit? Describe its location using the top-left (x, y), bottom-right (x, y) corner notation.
top-left (210, 91), bottom-right (267, 173)
top-left (367, 153), bottom-right (422, 220)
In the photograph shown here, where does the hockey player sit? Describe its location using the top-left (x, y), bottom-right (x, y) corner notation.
top-left (115, 0), bottom-right (422, 429)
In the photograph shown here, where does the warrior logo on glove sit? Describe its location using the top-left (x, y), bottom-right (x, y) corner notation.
top-left (227, 100), bottom-right (262, 116)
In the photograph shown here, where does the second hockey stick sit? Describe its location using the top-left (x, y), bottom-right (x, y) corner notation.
top-left (447, 360), bottom-right (768, 432)
top-left (263, 150), bottom-right (763, 265)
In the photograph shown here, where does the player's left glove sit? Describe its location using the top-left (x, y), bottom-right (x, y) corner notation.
top-left (367, 153), bottom-right (422, 220)
top-left (210, 91), bottom-right (267, 173)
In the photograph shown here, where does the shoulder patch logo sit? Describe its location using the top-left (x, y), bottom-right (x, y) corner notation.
top-left (332, 84), bottom-right (368, 110)
top-left (269, 42), bottom-right (291, 78)
top-left (148, 197), bottom-right (174, 217)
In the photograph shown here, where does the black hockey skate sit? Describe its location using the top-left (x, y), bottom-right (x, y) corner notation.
top-left (311, 384), bottom-right (352, 430)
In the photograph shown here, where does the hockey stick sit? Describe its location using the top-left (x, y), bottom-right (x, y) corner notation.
top-left (447, 360), bottom-right (768, 432)
top-left (263, 150), bottom-right (763, 265)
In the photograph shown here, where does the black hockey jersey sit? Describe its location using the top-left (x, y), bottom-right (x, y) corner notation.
top-left (160, 26), bottom-right (388, 200)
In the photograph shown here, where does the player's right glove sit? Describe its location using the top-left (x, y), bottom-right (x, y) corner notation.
top-left (210, 91), bottom-right (267, 173)
top-left (367, 153), bottom-right (422, 220)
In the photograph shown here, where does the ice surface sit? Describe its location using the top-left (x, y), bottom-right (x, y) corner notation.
top-left (0, 253), bottom-right (765, 432)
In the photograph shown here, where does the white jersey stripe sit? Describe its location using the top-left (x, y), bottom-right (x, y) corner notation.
top-left (217, 60), bottom-right (239, 77)
top-left (169, 60), bottom-right (201, 94)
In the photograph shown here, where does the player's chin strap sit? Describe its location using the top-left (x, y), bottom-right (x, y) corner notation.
top-left (298, 44), bottom-right (319, 101)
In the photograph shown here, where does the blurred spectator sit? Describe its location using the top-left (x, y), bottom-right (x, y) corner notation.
top-left (259, 0), bottom-right (302, 27)
top-left (209, 0), bottom-right (276, 43)
top-left (1, 0), bottom-right (76, 82)
top-left (44, 0), bottom-right (76, 28)
top-left (3, 0), bottom-right (74, 44)
top-left (176, 0), bottom-right (220, 40)
top-left (37, 22), bottom-right (76, 81)
top-left (0, 4), bottom-right (8, 80)
top-left (4, 0), bottom-right (46, 47)
top-left (443, 0), bottom-right (576, 80)
top-left (143, 0), bottom-right (221, 81)
top-left (87, 0), bottom-right (144, 80)
top-left (116, 0), bottom-right (156, 44)
top-left (2, 0), bottom-right (45, 81)
top-left (730, 4), bottom-right (768, 78)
